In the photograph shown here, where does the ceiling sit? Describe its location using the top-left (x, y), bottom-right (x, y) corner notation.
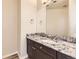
top-left (46, 0), bottom-right (68, 9)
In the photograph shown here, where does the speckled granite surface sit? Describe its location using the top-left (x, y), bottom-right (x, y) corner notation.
top-left (26, 34), bottom-right (76, 58)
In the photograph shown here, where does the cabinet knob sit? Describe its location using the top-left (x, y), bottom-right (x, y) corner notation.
top-left (32, 47), bottom-right (36, 50)
top-left (40, 46), bottom-right (42, 49)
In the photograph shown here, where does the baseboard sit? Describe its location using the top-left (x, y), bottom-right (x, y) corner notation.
top-left (2, 51), bottom-right (18, 59)
top-left (21, 55), bottom-right (28, 59)
top-left (17, 52), bottom-right (28, 59)
top-left (3, 51), bottom-right (28, 59)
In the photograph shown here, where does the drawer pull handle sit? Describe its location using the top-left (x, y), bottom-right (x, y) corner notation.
top-left (32, 47), bottom-right (36, 50)
top-left (40, 46), bottom-right (42, 49)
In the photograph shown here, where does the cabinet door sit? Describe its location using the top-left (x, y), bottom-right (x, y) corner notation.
top-left (32, 47), bottom-right (36, 59)
top-left (57, 52), bottom-right (75, 59)
top-left (35, 48), bottom-right (54, 59)
top-left (27, 39), bottom-right (32, 58)
top-left (27, 39), bottom-right (37, 59)
top-left (27, 39), bottom-right (34, 58)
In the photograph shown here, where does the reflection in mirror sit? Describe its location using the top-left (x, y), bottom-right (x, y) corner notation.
top-left (46, 0), bottom-right (69, 36)
top-left (36, 0), bottom-right (76, 37)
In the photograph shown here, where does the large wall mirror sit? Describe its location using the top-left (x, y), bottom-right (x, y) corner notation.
top-left (36, 0), bottom-right (76, 37)
top-left (46, 0), bottom-right (69, 36)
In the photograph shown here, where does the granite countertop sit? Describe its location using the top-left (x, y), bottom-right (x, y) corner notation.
top-left (26, 34), bottom-right (76, 58)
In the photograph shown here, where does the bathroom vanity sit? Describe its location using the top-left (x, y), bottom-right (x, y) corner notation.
top-left (27, 38), bottom-right (56, 59)
top-left (26, 34), bottom-right (76, 59)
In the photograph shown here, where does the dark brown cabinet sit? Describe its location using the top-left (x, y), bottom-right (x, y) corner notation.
top-left (57, 52), bottom-right (75, 59)
top-left (27, 38), bottom-right (75, 59)
top-left (27, 38), bottom-right (56, 59)
top-left (35, 48), bottom-right (53, 59)
top-left (27, 38), bottom-right (33, 58)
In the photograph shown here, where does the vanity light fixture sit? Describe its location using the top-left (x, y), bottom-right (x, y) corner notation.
top-left (53, 0), bottom-right (56, 3)
top-left (39, 20), bottom-right (43, 25)
top-left (63, 5), bottom-right (67, 7)
top-left (42, 0), bottom-right (49, 5)
top-left (43, 2), bottom-right (46, 4)
top-left (30, 19), bottom-right (34, 24)
top-left (42, 0), bottom-right (47, 4)
top-left (46, 4), bottom-right (49, 7)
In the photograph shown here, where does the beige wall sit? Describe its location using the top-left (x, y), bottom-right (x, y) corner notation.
top-left (69, 0), bottom-right (76, 37)
top-left (46, 8), bottom-right (69, 36)
top-left (21, 0), bottom-right (37, 58)
top-left (17, 0), bottom-right (21, 57)
top-left (2, 0), bottom-right (18, 57)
